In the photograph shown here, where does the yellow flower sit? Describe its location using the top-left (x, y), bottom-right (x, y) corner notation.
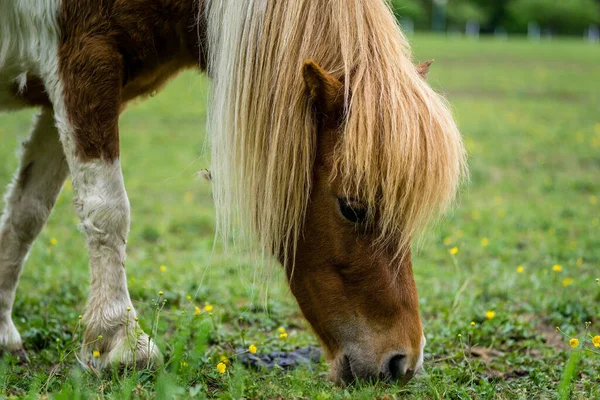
top-left (449, 247), bottom-right (459, 255)
top-left (470, 321), bottom-right (475, 327)
top-left (471, 210), bottom-right (480, 220)
top-left (576, 257), bottom-right (583, 267)
top-left (249, 344), bottom-right (257, 354)
top-left (180, 361), bottom-right (189, 367)
top-left (49, 238), bottom-right (58, 246)
top-left (569, 338), bottom-right (579, 348)
top-left (220, 355), bottom-right (230, 364)
top-left (160, 265), bottom-right (167, 272)
top-left (562, 278), bottom-right (573, 287)
top-left (517, 266), bottom-right (524, 273)
top-left (93, 350), bottom-right (100, 358)
top-left (216, 362), bottom-right (227, 374)
top-left (194, 306), bottom-right (201, 315)
top-left (186, 295), bottom-right (192, 301)
top-left (158, 291), bottom-right (164, 296)
top-left (592, 335), bottom-right (600, 348)
top-left (443, 237), bottom-right (452, 246)
top-left (552, 264), bottom-right (563, 272)
top-left (590, 195), bottom-right (598, 205)
top-left (480, 237), bottom-right (489, 247)
top-left (278, 327), bottom-right (286, 334)
top-left (204, 303), bottom-right (213, 312)
top-left (485, 311), bottom-right (495, 320)
top-left (279, 333), bottom-right (288, 339)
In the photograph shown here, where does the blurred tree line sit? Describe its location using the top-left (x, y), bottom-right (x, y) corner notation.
top-left (392, 0), bottom-right (600, 35)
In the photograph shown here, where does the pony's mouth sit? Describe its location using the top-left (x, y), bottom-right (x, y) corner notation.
top-left (335, 353), bottom-right (379, 385)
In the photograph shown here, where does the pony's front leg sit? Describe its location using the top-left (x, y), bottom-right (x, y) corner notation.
top-left (70, 155), bottom-right (162, 369)
top-left (50, 41), bottom-right (161, 370)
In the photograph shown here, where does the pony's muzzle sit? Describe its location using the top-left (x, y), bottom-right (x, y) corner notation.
top-left (336, 350), bottom-right (420, 385)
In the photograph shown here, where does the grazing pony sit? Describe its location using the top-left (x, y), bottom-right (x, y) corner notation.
top-left (0, 0), bottom-right (466, 384)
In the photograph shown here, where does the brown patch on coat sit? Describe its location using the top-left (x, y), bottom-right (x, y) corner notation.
top-left (10, 76), bottom-right (52, 108)
top-left (57, 0), bottom-right (205, 161)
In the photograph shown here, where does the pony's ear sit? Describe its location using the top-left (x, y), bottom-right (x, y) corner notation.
top-left (303, 61), bottom-right (343, 115)
top-left (416, 60), bottom-right (433, 79)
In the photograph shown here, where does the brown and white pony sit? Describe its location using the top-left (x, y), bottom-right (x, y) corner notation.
top-left (0, 0), bottom-right (466, 384)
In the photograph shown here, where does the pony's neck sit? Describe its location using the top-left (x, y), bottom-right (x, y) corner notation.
top-left (114, 0), bottom-right (208, 101)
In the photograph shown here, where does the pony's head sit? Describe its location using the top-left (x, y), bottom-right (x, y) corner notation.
top-left (286, 61), bottom-right (437, 384)
top-left (206, 0), bottom-right (466, 385)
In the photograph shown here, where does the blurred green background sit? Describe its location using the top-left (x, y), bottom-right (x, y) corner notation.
top-left (392, 0), bottom-right (600, 36)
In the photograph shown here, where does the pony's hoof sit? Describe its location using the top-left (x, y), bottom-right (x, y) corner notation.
top-left (0, 319), bottom-right (26, 363)
top-left (12, 347), bottom-right (29, 364)
top-left (83, 331), bottom-right (163, 372)
top-left (0, 347), bottom-right (29, 364)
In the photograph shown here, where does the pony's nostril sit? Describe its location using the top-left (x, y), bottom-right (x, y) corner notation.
top-left (339, 355), bottom-right (354, 384)
top-left (387, 354), bottom-right (407, 380)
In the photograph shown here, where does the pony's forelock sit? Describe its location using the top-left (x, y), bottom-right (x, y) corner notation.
top-left (205, 0), bottom-right (467, 267)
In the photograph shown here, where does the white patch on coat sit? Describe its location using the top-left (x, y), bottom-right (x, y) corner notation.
top-left (0, 0), bottom-right (61, 110)
top-left (0, 109), bottom-right (69, 351)
top-left (56, 153), bottom-right (161, 366)
top-left (0, 0), bottom-right (65, 354)
top-left (415, 334), bottom-right (426, 372)
top-left (67, 158), bottom-right (161, 366)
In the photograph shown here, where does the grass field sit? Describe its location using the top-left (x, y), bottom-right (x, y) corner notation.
top-left (1, 35), bottom-right (599, 399)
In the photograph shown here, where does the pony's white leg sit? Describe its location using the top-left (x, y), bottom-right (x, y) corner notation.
top-left (67, 156), bottom-right (161, 369)
top-left (45, 43), bottom-right (161, 369)
top-left (0, 108), bottom-right (69, 358)
top-left (51, 133), bottom-right (161, 368)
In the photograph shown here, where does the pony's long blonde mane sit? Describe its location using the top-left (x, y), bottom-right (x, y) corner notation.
top-left (205, 0), bottom-right (466, 265)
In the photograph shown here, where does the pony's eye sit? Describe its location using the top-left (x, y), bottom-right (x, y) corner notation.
top-left (338, 198), bottom-right (367, 224)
